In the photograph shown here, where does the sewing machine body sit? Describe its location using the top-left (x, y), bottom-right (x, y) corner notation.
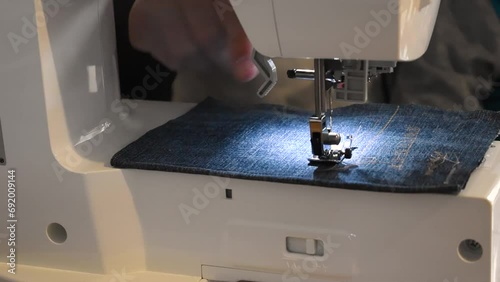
top-left (236, 0), bottom-right (442, 162)
top-left (232, 0), bottom-right (440, 60)
top-left (0, 1), bottom-right (499, 282)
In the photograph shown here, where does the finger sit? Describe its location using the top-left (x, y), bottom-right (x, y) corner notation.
top-left (216, 0), bottom-right (258, 82)
top-left (179, 0), bottom-right (228, 68)
top-left (129, 0), bottom-right (197, 70)
top-left (128, 0), bottom-right (147, 51)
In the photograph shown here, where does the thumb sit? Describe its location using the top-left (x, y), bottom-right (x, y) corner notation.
top-left (216, 0), bottom-right (259, 82)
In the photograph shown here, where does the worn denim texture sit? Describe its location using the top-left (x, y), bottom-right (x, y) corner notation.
top-left (111, 98), bottom-right (500, 194)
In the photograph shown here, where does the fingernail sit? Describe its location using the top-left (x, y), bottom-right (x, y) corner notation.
top-left (234, 57), bottom-right (259, 82)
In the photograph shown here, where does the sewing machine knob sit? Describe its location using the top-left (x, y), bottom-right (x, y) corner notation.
top-left (345, 148), bottom-right (353, 159)
top-left (286, 69), bottom-right (336, 90)
top-left (322, 132), bottom-right (341, 145)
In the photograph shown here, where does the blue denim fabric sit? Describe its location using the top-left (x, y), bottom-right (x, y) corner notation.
top-left (111, 98), bottom-right (500, 194)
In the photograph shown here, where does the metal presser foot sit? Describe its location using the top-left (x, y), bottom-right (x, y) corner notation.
top-left (307, 116), bottom-right (358, 165)
top-left (296, 59), bottom-right (359, 165)
top-left (308, 138), bottom-right (358, 164)
top-left (254, 54), bottom-right (381, 165)
top-left (288, 59), bottom-right (396, 164)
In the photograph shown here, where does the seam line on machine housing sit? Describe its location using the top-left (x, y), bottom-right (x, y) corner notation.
top-left (271, 0), bottom-right (283, 56)
top-left (0, 119), bottom-right (6, 166)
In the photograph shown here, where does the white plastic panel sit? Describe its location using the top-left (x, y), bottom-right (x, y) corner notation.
top-left (274, 0), bottom-right (398, 60)
top-left (231, 0), bottom-right (282, 57)
top-left (0, 0), bottom-right (496, 281)
top-left (398, 0), bottom-right (441, 60)
top-left (202, 266), bottom-right (337, 282)
top-left (221, 219), bottom-right (357, 278)
top-left (235, 0), bottom-right (440, 61)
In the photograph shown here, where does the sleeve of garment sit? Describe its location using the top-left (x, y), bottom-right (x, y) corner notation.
top-left (113, 0), bottom-right (177, 101)
top-left (377, 0), bottom-right (500, 111)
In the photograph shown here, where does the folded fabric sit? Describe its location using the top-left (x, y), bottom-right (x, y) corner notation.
top-left (111, 98), bottom-right (500, 194)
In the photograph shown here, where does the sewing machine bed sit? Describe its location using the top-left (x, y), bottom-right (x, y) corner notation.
top-left (111, 98), bottom-right (500, 194)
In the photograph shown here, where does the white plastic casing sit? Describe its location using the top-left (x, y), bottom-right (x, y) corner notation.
top-left (232, 0), bottom-right (441, 61)
top-left (1, 1), bottom-right (500, 282)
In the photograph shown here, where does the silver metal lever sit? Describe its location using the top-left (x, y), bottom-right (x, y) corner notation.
top-left (287, 69), bottom-right (337, 84)
top-left (252, 50), bottom-right (277, 98)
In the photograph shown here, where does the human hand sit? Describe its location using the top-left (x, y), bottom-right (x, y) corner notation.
top-left (129, 0), bottom-right (259, 82)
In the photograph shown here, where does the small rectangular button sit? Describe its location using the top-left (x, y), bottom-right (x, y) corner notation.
top-left (286, 237), bottom-right (324, 256)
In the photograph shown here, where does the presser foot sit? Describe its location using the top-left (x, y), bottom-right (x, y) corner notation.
top-left (308, 147), bottom-right (358, 165)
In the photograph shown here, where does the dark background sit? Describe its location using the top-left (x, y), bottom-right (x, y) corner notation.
top-left (113, 0), bottom-right (176, 101)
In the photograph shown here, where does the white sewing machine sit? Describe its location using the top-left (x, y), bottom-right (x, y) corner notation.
top-left (0, 0), bottom-right (499, 281)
